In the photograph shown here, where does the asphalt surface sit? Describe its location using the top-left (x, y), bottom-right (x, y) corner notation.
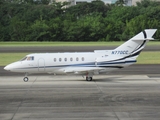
top-left (1, 75), bottom-right (160, 120)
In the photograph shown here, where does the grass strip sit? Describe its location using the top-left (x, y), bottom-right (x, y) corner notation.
top-left (0, 41), bottom-right (160, 47)
top-left (1, 52), bottom-right (160, 66)
top-left (137, 51), bottom-right (160, 64)
top-left (1, 53), bottom-right (29, 66)
top-left (0, 42), bottom-right (123, 47)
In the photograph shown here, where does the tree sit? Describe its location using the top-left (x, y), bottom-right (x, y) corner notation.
top-left (136, 0), bottom-right (160, 7)
top-left (0, 0), bottom-right (160, 41)
top-left (115, 0), bottom-right (126, 6)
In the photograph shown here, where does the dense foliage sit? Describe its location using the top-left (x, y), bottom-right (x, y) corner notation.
top-left (0, 0), bottom-right (160, 41)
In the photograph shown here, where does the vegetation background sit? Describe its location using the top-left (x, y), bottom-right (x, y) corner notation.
top-left (0, 0), bottom-right (160, 42)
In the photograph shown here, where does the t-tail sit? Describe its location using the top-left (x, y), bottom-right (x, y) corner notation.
top-left (113, 29), bottom-right (157, 60)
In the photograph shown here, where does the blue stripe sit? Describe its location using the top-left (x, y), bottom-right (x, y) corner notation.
top-left (17, 60), bottom-right (136, 69)
top-left (98, 60), bottom-right (136, 65)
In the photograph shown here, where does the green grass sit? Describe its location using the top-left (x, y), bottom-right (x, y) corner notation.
top-left (137, 52), bottom-right (160, 64)
top-left (0, 42), bottom-right (123, 47)
top-left (1, 53), bottom-right (29, 66)
top-left (1, 52), bottom-right (160, 66)
top-left (0, 41), bottom-right (160, 47)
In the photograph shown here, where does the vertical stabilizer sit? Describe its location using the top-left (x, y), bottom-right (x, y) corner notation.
top-left (114, 29), bottom-right (157, 57)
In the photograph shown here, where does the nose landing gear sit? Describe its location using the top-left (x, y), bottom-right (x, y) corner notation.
top-left (23, 77), bottom-right (29, 82)
top-left (23, 73), bottom-right (29, 82)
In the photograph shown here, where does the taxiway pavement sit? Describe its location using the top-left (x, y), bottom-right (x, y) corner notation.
top-left (0, 75), bottom-right (160, 120)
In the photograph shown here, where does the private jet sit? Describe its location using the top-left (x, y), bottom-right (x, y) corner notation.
top-left (4, 29), bottom-right (157, 82)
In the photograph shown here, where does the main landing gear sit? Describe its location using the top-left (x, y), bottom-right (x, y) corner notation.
top-left (85, 72), bottom-right (93, 81)
top-left (23, 73), bottom-right (29, 82)
top-left (86, 76), bottom-right (93, 81)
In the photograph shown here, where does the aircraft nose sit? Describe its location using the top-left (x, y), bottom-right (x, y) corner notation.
top-left (4, 62), bottom-right (22, 72)
top-left (4, 65), bottom-right (10, 71)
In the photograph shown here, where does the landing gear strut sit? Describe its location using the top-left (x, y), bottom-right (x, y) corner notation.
top-left (23, 73), bottom-right (29, 82)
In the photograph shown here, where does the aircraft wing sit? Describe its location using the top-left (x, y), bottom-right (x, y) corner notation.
top-left (59, 67), bottom-right (104, 75)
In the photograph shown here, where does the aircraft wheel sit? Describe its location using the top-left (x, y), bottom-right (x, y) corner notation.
top-left (86, 77), bottom-right (92, 81)
top-left (23, 77), bottom-right (29, 82)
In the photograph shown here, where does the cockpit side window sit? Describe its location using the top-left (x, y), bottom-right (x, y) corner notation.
top-left (27, 56), bottom-right (34, 61)
top-left (20, 56), bottom-right (34, 61)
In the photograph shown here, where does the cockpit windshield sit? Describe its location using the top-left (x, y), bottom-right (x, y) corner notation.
top-left (20, 57), bottom-right (27, 61)
top-left (20, 56), bottom-right (34, 61)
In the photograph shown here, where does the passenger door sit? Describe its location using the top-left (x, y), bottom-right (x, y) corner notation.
top-left (95, 58), bottom-right (98, 67)
top-left (38, 58), bottom-right (45, 72)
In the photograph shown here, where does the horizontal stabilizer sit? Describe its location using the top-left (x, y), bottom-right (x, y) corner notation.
top-left (130, 29), bottom-right (157, 40)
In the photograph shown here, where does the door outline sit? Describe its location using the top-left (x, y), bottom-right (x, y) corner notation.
top-left (38, 58), bottom-right (45, 72)
top-left (95, 58), bottom-right (97, 67)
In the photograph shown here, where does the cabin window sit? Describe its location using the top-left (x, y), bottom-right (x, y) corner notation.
top-left (64, 58), bottom-right (67, 61)
top-left (76, 57), bottom-right (79, 61)
top-left (54, 58), bottom-right (56, 62)
top-left (70, 58), bottom-right (73, 61)
top-left (59, 58), bottom-right (62, 62)
top-left (82, 57), bottom-right (84, 61)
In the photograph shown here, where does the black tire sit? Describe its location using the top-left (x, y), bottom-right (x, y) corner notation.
top-left (23, 77), bottom-right (29, 82)
top-left (86, 77), bottom-right (92, 81)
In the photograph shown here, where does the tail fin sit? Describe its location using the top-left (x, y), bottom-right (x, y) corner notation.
top-left (114, 29), bottom-right (157, 58)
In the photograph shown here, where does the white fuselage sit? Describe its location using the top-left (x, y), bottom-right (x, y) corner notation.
top-left (4, 51), bottom-right (136, 75)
